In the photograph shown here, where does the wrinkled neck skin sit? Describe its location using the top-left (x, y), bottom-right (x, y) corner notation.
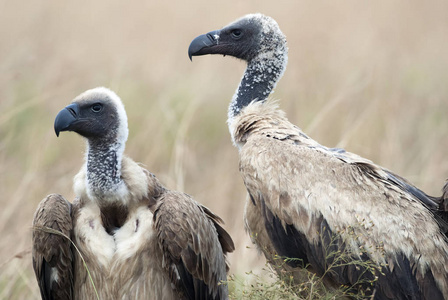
top-left (85, 138), bottom-right (128, 204)
top-left (227, 49), bottom-right (288, 146)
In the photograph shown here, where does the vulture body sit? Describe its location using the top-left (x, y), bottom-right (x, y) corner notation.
top-left (32, 87), bottom-right (234, 300)
top-left (189, 14), bottom-right (448, 299)
top-left (442, 181), bottom-right (448, 211)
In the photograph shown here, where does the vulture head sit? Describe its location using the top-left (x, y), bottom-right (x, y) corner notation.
top-left (188, 13), bottom-right (288, 63)
top-left (188, 13), bottom-right (288, 122)
top-left (54, 87), bottom-right (128, 146)
top-left (54, 87), bottom-right (130, 202)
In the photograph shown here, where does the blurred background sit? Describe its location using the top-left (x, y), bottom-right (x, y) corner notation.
top-left (1, 0), bottom-right (447, 298)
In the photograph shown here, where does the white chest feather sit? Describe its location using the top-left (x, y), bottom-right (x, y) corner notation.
top-left (114, 206), bottom-right (156, 261)
top-left (74, 204), bottom-right (155, 269)
top-left (73, 203), bottom-right (177, 299)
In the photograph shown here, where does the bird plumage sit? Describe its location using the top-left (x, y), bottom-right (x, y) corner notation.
top-left (189, 13), bottom-right (448, 299)
top-left (441, 181), bottom-right (448, 210)
top-left (32, 194), bottom-right (73, 300)
top-left (32, 87), bottom-right (234, 299)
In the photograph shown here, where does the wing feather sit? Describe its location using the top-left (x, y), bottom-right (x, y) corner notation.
top-left (32, 194), bottom-right (74, 300)
top-left (154, 191), bottom-right (234, 300)
top-left (239, 128), bottom-right (448, 298)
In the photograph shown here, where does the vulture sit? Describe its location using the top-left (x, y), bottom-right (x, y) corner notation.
top-left (32, 87), bottom-right (234, 300)
top-left (188, 13), bottom-right (448, 299)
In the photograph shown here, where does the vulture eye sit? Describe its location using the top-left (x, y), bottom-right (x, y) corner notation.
top-left (231, 29), bottom-right (242, 39)
top-left (91, 103), bottom-right (103, 113)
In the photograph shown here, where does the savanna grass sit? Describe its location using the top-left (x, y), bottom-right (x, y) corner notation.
top-left (1, 1), bottom-right (447, 299)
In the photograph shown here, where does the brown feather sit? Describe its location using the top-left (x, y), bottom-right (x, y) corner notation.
top-left (154, 191), bottom-right (233, 300)
top-left (234, 100), bottom-right (448, 298)
top-left (32, 194), bottom-right (74, 300)
top-left (442, 181), bottom-right (448, 211)
top-left (99, 204), bottom-right (128, 234)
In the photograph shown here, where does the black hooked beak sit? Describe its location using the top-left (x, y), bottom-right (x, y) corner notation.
top-left (54, 103), bottom-right (80, 137)
top-left (188, 30), bottom-right (220, 61)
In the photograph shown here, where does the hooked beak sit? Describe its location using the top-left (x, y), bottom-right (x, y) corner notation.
top-left (188, 30), bottom-right (220, 61)
top-left (54, 103), bottom-right (80, 137)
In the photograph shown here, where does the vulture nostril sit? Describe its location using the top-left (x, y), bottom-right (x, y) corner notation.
top-left (67, 107), bottom-right (77, 117)
top-left (206, 33), bottom-right (216, 42)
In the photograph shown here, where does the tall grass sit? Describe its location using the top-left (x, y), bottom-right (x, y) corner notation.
top-left (228, 226), bottom-right (386, 300)
top-left (1, 1), bottom-right (448, 299)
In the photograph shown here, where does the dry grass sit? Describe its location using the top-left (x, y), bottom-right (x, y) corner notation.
top-left (1, 0), bottom-right (448, 299)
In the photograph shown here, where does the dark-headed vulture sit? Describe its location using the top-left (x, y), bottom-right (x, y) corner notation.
top-left (188, 13), bottom-right (448, 299)
top-left (32, 87), bottom-right (234, 299)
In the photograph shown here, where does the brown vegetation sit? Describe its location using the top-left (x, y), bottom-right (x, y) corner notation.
top-left (1, 1), bottom-right (447, 298)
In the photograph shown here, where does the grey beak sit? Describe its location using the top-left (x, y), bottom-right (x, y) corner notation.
top-left (188, 30), bottom-right (220, 60)
top-left (54, 103), bottom-right (79, 137)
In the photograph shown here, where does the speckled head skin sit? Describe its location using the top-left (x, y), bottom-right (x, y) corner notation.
top-left (189, 14), bottom-right (288, 125)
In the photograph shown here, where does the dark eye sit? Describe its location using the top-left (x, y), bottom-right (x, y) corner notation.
top-left (91, 103), bottom-right (103, 113)
top-left (231, 29), bottom-right (242, 39)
